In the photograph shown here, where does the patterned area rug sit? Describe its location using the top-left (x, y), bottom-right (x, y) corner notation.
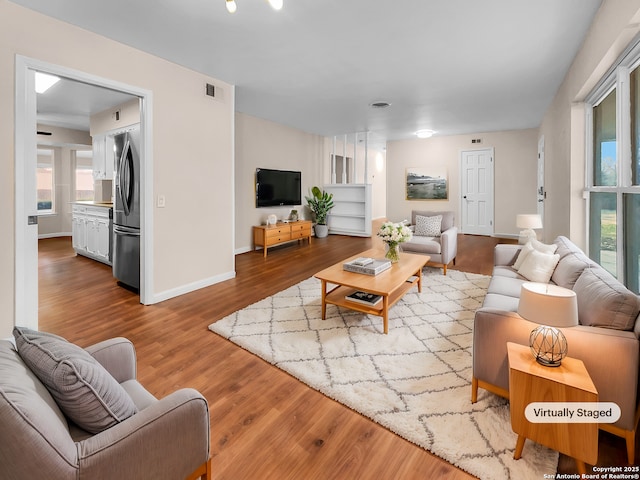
top-left (208, 268), bottom-right (558, 479)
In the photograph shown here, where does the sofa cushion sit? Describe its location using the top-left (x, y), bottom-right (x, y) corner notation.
top-left (480, 293), bottom-right (520, 312)
top-left (573, 268), bottom-right (640, 331)
top-left (13, 327), bottom-right (138, 434)
top-left (401, 235), bottom-right (441, 254)
top-left (551, 252), bottom-right (593, 289)
top-left (415, 214), bottom-right (442, 237)
top-left (487, 275), bottom-right (527, 298)
top-left (516, 249), bottom-right (560, 283)
top-left (554, 235), bottom-right (583, 259)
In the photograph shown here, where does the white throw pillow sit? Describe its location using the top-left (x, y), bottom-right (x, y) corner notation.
top-left (531, 237), bottom-right (558, 255)
top-left (513, 239), bottom-right (557, 270)
top-left (517, 249), bottom-right (560, 283)
top-left (513, 241), bottom-right (534, 270)
top-left (415, 215), bottom-right (442, 237)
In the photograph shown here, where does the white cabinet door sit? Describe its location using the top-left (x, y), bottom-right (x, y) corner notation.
top-left (72, 214), bottom-right (87, 251)
top-left (95, 218), bottom-right (111, 262)
top-left (86, 218), bottom-right (99, 255)
top-left (92, 135), bottom-right (106, 179)
top-left (92, 134), bottom-right (115, 180)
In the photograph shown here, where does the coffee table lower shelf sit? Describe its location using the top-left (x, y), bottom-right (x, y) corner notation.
top-left (322, 276), bottom-right (419, 333)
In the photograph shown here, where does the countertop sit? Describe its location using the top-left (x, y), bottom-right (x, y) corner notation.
top-left (72, 201), bottom-right (113, 207)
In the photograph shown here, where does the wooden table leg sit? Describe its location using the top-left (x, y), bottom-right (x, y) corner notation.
top-left (575, 460), bottom-right (586, 476)
top-left (383, 295), bottom-right (389, 334)
top-left (514, 435), bottom-right (526, 460)
top-left (321, 280), bottom-right (327, 320)
top-left (417, 268), bottom-right (423, 293)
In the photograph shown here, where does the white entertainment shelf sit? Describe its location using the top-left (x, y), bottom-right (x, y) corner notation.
top-left (324, 184), bottom-right (372, 237)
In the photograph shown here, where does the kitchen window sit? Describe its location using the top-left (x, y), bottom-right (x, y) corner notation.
top-left (37, 148), bottom-right (54, 214)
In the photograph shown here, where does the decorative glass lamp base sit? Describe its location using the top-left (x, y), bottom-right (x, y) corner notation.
top-left (529, 325), bottom-right (568, 367)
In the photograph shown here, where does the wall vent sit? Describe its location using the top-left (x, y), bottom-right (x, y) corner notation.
top-left (206, 83), bottom-right (215, 97)
top-left (471, 138), bottom-right (482, 144)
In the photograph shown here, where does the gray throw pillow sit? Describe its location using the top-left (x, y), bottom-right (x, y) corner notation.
top-left (415, 214), bottom-right (442, 237)
top-left (573, 268), bottom-right (640, 331)
top-left (13, 327), bottom-right (137, 433)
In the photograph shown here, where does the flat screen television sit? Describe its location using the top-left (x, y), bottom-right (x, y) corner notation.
top-left (255, 168), bottom-right (302, 207)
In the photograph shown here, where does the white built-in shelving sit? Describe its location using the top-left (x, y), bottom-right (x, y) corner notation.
top-left (324, 183), bottom-right (372, 237)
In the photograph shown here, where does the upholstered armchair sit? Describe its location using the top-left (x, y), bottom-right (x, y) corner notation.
top-left (401, 210), bottom-right (458, 274)
top-left (0, 329), bottom-right (211, 480)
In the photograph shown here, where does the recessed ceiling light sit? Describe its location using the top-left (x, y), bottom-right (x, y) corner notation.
top-left (415, 129), bottom-right (435, 139)
top-left (35, 72), bottom-right (60, 94)
top-left (370, 101), bottom-right (391, 109)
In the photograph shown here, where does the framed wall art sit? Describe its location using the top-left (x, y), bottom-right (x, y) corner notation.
top-left (406, 167), bottom-right (448, 200)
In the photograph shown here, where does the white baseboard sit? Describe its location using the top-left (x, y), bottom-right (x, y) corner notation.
top-left (235, 246), bottom-right (252, 255)
top-left (150, 270), bottom-right (236, 304)
top-left (38, 232), bottom-right (72, 239)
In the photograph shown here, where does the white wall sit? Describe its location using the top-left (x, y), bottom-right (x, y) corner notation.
top-left (234, 113), bottom-right (325, 252)
top-left (234, 114), bottom-right (389, 253)
top-left (386, 129), bottom-right (539, 237)
top-left (0, 0), bottom-right (234, 337)
top-left (540, 0), bottom-right (640, 250)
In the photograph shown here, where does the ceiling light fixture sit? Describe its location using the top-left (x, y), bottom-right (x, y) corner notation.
top-left (35, 72), bottom-right (60, 94)
top-left (226, 0), bottom-right (237, 13)
top-left (226, 0), bottom-right (283, 13)
top-left (415, 129), bottom-right (435, 139)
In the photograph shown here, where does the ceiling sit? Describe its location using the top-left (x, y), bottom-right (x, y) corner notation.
top-left (18, 0), bottom-right (603, 141)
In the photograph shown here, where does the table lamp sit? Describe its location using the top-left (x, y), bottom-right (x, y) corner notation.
top-left (517, 282), bottom-right (579, 367)
top-left (516, 214), bottom-right (542, 244)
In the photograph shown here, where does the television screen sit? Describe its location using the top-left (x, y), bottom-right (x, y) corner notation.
top-left (256, 168), bottom-right (302, 207)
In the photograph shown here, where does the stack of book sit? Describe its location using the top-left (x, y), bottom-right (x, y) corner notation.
top-left (345, 290), bottom-right (382, 306)
top-left (343, 257), bottom-right (391, 276)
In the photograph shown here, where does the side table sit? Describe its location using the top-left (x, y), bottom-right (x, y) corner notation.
top-left (507, 342), bottom-right (598, 474)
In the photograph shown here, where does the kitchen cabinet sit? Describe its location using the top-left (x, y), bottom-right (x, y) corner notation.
top-left (92, 134), bottom-right (115, 180)
top-left (72, 204), bottom-right (112, 265)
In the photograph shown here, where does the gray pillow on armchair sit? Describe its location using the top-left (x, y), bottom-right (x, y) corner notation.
top-left (13, 326), bottom-right (138, 433)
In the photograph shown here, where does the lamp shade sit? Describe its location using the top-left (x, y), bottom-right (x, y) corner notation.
top-left (517, 282), bottom-right (579, 328)
top-left (516, 214), bottom-right (542, 230)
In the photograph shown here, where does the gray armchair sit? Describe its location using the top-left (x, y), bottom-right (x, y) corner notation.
top-left (0, 335), bottom-right (211, 480)
top-left (401, 210), bottom-right (458, 274)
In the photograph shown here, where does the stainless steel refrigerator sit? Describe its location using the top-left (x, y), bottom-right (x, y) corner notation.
top-left (113, 126), bottom-right (140, 290)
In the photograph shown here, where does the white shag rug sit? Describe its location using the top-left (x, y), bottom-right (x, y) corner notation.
top-left (208, 268), bottom-right (558, 480)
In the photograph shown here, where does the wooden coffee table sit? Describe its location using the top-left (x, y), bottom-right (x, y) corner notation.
top-left (314, 248), bottom-right (430, 334)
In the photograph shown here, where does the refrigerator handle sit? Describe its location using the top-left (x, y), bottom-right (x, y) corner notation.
top-left (119, 138), bottom-right (131, 216)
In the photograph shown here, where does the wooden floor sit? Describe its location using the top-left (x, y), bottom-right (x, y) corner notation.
top-left (37, 233), bottom-right (633, 479)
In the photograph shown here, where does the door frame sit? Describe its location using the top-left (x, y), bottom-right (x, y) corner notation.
top-left (459, 147), bottom-right (495, 235)
top-left (15, 55), bottom-right (155, 329)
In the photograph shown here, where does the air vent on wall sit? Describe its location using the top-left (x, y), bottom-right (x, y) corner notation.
top-left (206, 83), bottom-right (215, 98)
top-left (471, 138), bottom-right (482, 144)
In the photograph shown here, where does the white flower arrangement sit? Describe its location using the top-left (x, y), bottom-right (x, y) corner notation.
top-left (377, 221), bottom-right (413, 245)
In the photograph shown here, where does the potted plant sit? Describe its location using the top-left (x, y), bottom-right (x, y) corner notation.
top-left (305, 186), bottom-right (334, 238)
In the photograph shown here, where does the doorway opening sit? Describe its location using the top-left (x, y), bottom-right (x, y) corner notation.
top-left (15, 55), bottom-right (154, 330)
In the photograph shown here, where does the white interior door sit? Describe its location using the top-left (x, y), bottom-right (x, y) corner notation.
top-left (15, 61), bottom-right (39, 329)
top-left (460, 148), bottom-right (494, 235)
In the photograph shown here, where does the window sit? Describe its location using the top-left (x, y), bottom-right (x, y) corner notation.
top-left (75, 150), bottom-right (94, 201)
top-left (587, 45), bottom-right (640, 293)
top-left (37, 149), bottom-right (54, 213)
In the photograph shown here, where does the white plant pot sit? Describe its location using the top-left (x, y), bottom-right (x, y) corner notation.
top-left (314, 224), bottom-right (329, 238)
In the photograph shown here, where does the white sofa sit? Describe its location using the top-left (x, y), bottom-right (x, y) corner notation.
top-left (472, 236), bottom-right (640, 464)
